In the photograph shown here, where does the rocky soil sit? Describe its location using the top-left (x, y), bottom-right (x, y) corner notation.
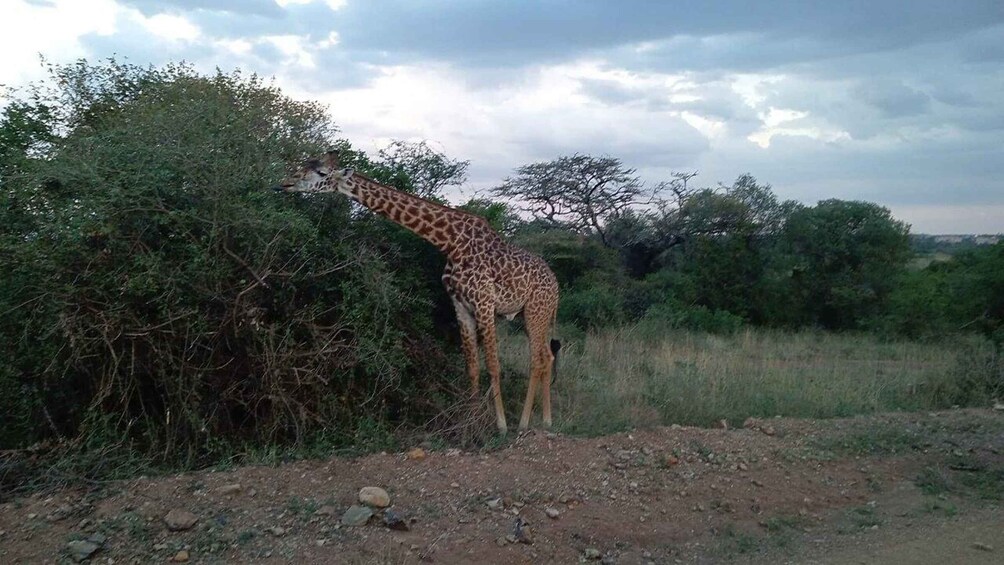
top-left (1, 409), bottom-right (1002, 564)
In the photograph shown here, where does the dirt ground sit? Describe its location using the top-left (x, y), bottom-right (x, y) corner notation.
top-left (1, 409), bottom-right (1002, 564)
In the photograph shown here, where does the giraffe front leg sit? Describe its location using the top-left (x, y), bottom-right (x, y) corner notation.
top-left (452, 298), bottom-right (480, 395)
top-left (476, 308), bottom-right (507, 434)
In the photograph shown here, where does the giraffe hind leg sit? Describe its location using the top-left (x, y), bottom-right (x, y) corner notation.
top-left (520, 298), bottom-right (556, 430)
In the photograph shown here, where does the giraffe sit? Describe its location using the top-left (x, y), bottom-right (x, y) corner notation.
top-left (274, 151), bottom-right (561, 434)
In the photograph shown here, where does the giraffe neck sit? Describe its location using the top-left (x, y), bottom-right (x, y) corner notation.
top-left (342, 174), bottom-right (475, 258)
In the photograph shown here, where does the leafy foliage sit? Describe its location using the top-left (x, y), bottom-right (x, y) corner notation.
top-left (0, 60), bottom-right (460, 463)
top-left (779, 200), bottom-right (911, 329)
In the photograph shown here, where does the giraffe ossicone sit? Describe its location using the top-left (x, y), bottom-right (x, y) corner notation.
top-left (275, 151), bottom-right (561, 434)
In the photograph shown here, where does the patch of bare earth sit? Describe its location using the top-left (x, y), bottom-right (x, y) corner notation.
top-left (1, 409), bottom-right (1001, 564)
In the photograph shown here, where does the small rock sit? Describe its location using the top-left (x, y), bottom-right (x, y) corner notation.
top-left (358, 486), bottom-right (391, 508)
top-left (487, 498), bottom-right (503, 510)
top-left (267, 526), bottom-right (286, 536)
top-left (513, 517), bottom-right (533, 544)
top-left (717, 419), bottom-right (729, 430)
top-left (992, 401), bottom-right (1003, 411)
top-left (88, 533), bottom-right (107, 545)
top-left (163, 509), bottom-right (198, 531)
top-left (973, 542), bottom-right (994, 552)
top-left (762, 425), bottom-right (776, 436)
top-left (545, 507), bottom-right (560, 519)
top-left (341, 505), bottom-right (374, 526)
top-left (316, 538), bottom-right (327, 547)
top-left (601, 556), bottom-right (617, 565)
top-left (495, 536), bottom-right (507, 547)
top-left (406, 447), bottom-right (426, 460)
top-left (383, 509), bottom-right (410, 531)
top-left (153, 543), bottom-right (169, 551)
top-left (584, 547), bottom-right (602, 560)
top-left (67, 540), bottom-right (100, 562)
top-left (450, 482), bottom-right (460, 488)
top-left (171, 549), bottom-right (190, 562)
top-left (738, 462), bottom-right (748, 471)
top-left (217, 483), bottom-right (242, 496)
top-left (76, 518), bottom-right (92, 530)
top-left (505, 534), bottom-right (517, 544)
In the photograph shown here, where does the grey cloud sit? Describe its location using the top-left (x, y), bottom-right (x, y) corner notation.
top-left (853, 80), bottom-right (931, 119)
top-left (184, 2), bottom-right (337, 40)
top-left (577, 78), bottom-right (642, 106)
top-left (509, 121), bottom-right (709, 171)
top-left (118, 0), bottom-right (283, 17)
top-left (332, 1), bottom-right (1004, 70)
top-left (705, 132), bottom-right (1004, 208)
top-left (80, 29), bottom-right (214, 70)
top-left (959, 24), bottom-right (1004, 63)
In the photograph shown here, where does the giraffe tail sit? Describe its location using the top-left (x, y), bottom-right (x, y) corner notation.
top-left (550, 338), bottom-right (562, 384)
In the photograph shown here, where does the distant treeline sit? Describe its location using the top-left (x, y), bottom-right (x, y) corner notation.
top-left (911, 234), bottom-right (1002, 255)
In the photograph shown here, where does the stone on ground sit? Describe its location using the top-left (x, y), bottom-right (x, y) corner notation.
top-left (341, 505), bottom-right (374, 526)
top-left (163, 509), bottom-right (198, 531)
top-left (358, 486), bottom-right (391, 508)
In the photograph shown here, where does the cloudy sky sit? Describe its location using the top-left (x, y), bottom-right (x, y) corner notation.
top-left (3, 0), bottom-right (1003, 233)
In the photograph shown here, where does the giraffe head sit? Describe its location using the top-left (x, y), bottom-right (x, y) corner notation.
top-left (273, 151), bottom-right (355, 196)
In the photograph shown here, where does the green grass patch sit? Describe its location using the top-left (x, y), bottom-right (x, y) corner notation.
top-left (809, 426), bottom-right (924, 458)
top-left (840, 505), bottom-right (883, 532)
top-left (913, 454), bottom-right (1004, 501)
top-left (921, 499), bottom-right (959, 517)
top-left (716, 523), bottom-right (761, 556)
top-left (498, 325), bottom-right (991, 434)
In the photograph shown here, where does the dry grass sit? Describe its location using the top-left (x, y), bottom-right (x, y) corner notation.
top-left (497, 325), bottom-right (995, 435)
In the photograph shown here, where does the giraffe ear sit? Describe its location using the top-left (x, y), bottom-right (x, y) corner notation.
top-left (341, 167), bottom-right (354, 178)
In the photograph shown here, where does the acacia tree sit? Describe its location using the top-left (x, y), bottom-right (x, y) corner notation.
top-left (492, 154), bottom-right (653, 247)
top-left (376, 140), bottom-right (469, 199)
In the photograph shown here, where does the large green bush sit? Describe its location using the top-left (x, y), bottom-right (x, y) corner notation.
top-left (0, 61), bottom-right (457, 465)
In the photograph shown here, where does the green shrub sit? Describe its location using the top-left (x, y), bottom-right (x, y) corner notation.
top-left (643, 302), bottom-right (745, 335)
top-left (0, 60), bottom-right (457, 466)
top-left (559, 285), bottom-right (625, 330)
